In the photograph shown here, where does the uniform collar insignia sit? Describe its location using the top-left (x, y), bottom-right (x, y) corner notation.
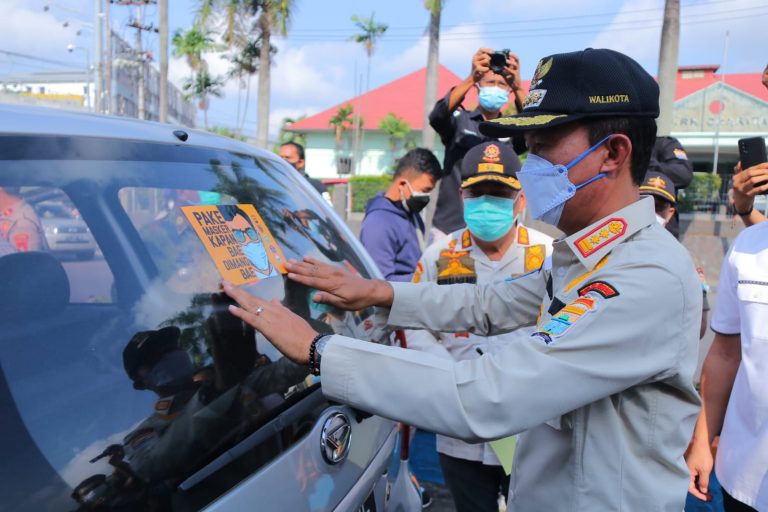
top-left (566, 197), bottom-right (655, 269)
top-left (517, 224), bottom-right (530, 245)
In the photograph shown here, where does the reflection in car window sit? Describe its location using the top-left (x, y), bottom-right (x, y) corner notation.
top-left (0, 150), bottom-right (388, 511)
top-left (0, 186), bottom-right (113, 303)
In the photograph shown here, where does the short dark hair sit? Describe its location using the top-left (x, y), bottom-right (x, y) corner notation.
top-left (393, 148), bottom-right (442, 181)
top-left (583, 117), bottom-right (657, 186)
top-left (280, 141), bottom-right (305, 160)
top-left (218, 205), bottom-right (254, 228)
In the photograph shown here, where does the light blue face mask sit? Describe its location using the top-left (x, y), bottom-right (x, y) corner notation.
top-left (463, 194), bottom-right (516, 242)
top-left (242, 240), bottom-right (271, 272)
top-left (517, 135), bottom-right (612, 226)
top-left (478, 86), bottom-right (509, 112)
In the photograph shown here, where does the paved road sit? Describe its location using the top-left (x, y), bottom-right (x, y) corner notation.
top-left (61, 255), bottom-right (114, 303)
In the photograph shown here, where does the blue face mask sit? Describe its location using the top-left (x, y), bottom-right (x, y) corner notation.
top-left (463, 195), bottom-right (516, 242)
top-left (517, 135), bottom-right (612, 227)
top-left (478, 86), bottom-right (509, 112)
top-left (242, 239), bottom-right (271, 272)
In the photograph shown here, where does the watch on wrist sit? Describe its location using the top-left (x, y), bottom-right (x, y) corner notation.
top-left (736, 205), bottom-right (754, 217)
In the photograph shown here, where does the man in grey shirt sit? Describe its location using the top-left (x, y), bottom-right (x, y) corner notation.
top-left (223, 49), bottom-right (702, 511)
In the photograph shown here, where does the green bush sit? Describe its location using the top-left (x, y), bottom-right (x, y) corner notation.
top-left (350, 175), bottom-right (392, 212)
top-left (677, 172), bottom-right (722, 213)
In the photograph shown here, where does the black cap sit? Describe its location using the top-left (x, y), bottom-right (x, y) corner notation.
top-left (123, 326), bottom-right (181, 381)
top-left (480, 48), bottom-right (659, 136)
top-left (639, 171), bottom-right (676, 204)
top-left (460, 142), bottom-right (521, 190)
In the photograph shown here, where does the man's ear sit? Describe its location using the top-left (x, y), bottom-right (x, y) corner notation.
top-left (514, 192), bottom-right (527, 215)
top-left (600, 134), bottom-right (632, 175)
top-left (667, 206), bottom-right (677, 221)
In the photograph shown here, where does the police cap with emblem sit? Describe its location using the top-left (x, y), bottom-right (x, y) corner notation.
top-left (460, 141), bottom-right (521, 190)
top-left (639, 171), bottom-right (676, 204)
top-left (123, 326), bottom-right (181, 382)
top-left (480, 48), bottom-right (659, 136)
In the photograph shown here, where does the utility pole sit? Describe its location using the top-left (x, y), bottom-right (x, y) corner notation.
top-left (113, 0), bottom-right (157, 120)
top-left (104, 1), bottom-right (112, 114)
top-left (94, 0), bottom-right (103, 113)
top-left (656, 0), bottom-right (680, 136)
top-left (135, 5), bottom-right (145, 120)
top-left (158, 0), bottom-right (168, 123)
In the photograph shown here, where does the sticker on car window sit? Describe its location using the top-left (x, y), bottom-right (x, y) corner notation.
top-left (181, 204), bottom-right (286, 284)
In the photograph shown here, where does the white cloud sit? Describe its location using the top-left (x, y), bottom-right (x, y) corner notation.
top-left (0, 0), bottom-right (80, 70)
top-left (587, 0), bottom-right (662, 69)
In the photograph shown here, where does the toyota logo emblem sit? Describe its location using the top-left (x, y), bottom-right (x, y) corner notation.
top-left (320, 412), bottom-right (352, 465)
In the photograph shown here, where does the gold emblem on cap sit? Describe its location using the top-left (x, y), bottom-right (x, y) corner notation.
top-left (647, 176), bottom-right (666, 189)
top-left (477, 163), bottom-right (504, 174)
top-left (482, 143), bottom-right (501, 162)
top-left (530, 57), bottom-right (553, 90)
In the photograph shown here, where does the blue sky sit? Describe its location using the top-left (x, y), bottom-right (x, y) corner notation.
top-left (2, 0), bottom-right (766, 139)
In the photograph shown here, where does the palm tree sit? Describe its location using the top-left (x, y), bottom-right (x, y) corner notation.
top-left (276, 115), bottom-right (307, 150)
top-left (172, 26), bottom-right (217, 72)
top-left (183, 70), bottom-right (224, 130)
top-left (379, 113), bottom-right (411, 154)
top-left (227, 40), bottom-right (261, 137)
top-left (350, 12), bottom-right (388, 174)
top-left (199, 0), bottom-right (294, 149)
top-left (328, 104), bottom-right (355, 153)
top-left (422, 0), bottom-right (443, 149)
top-left (255, 1), bottom-right (294, 149)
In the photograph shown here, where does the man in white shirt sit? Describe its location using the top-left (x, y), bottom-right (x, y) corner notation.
top-left (686, 220), bottom-right (768, 511)
top-left (406, 141), bottom-right (552, 511)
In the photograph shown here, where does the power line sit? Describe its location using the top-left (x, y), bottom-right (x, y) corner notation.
top-left (0, 49), bottom-right (80, 69)
top-left (282, 8), bottom-right (768, 42)
top-left (287, 0), bottom-right (737, 34)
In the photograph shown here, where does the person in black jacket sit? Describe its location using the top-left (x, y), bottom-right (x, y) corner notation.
top-left (429, 48), bottom-right (526, 240)
top-left (647, 136), bottom-right (693, 239)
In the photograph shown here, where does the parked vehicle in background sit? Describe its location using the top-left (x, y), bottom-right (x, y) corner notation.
top-left (35, 200), bottom-right (97, 260)
top-left (0, 104), bottom-right (401, 512)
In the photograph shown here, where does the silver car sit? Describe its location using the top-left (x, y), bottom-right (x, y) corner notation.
top-left (0, 104), bottom-right (403, 511)
top-left (35, 201), bottom-right (98, 260)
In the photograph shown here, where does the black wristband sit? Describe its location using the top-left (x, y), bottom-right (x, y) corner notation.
top-left (736, 205), bottom-right (754, 217)
top-left (308, 333), bottom-right (326, 376)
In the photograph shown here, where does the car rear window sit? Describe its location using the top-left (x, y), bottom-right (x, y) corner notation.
top-left (0, 138), bottom-right (386, 511)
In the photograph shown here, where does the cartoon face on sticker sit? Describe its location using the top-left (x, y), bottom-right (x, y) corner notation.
top-left (181, 204), bottom-right (287, 285)
top-left (218, 205), bottom-right (278, 280)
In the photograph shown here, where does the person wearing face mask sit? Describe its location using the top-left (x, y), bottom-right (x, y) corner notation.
top-left (359, 148), bottom-right (441, 281)
top-left (428, 48), bottom-right (526, 242)
top-left (406, 141), bottom-right (552, 512)
top-left (222, 48), bottom-right (704, 511)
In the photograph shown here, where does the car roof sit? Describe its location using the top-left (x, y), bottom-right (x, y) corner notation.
top-left (0, 103), bottom-right (281, 164)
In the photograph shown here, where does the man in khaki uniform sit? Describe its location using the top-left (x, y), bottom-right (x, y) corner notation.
top-left (407, 141), bottom-right (552, 511)
top-left (222, 49), bottom-right (703, 511)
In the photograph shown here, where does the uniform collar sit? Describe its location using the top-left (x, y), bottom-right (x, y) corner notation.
top-left (564, 196), bottom-right (655, 269)
top-left (454, 224), bottom-right (528, 266)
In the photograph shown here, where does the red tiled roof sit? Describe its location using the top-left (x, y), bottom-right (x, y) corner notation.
top-left (674, 72), bottom-right (768, 102)
top-left (288, 65), bottom-right (766, 132)
top-left (288, 65), bottom-right (532, 132)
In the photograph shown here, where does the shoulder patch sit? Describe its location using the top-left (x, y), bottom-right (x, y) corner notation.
top-left (533, 295), bottom-right (599, 343)
top-left (524, 244), bottom-right (546, 272)
top-left (574, 218), bottom-right (627, 258)
top-left (673, 148), bottom-right (688, 160)
top-left (577, 280), bottom-right (619, 299)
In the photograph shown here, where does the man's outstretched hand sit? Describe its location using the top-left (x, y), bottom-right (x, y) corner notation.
top-left (222, 281), bottom-right (317, 364)
top-left (285, 256), bottom-right (395, 310)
